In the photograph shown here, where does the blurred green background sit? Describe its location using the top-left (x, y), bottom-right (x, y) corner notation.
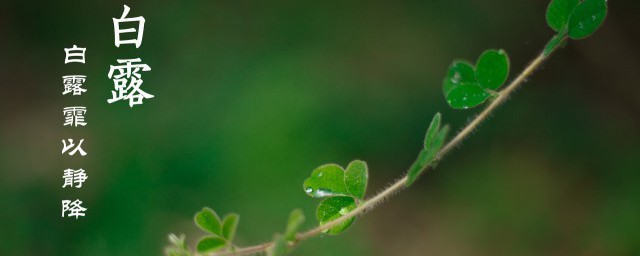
top-left (1, 0), bottom-right (639, 255)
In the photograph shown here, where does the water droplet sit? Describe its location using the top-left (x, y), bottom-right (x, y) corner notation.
top-left (315, 189), bottom-right (334, 197)
top-left (452, 73), bottom-right (462, 83)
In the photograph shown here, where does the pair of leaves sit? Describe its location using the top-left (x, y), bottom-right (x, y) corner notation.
top-left (267, 209), bottom-right (306, 256)
top-left (303, 160), bottom-right (368, 199)
top-left (194, 208), bottom-right (239, 253)
top-left (303, 160), bottom-right (368, 234)
top-left (443, 49), bottom-right (510, 109)
top-left (546, 0), bottom-right (607, 39)
top-left (544, 0), bottom-right (607, 56)
top-left (406, 113), bottom-right (449, 187)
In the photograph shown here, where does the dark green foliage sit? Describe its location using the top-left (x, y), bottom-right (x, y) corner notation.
top-left (544, 0), bottom-right (607, 55)
top-left (443, 50), bottom-right (510, 109)
top-left (303, 160), bottom-right (369, 234)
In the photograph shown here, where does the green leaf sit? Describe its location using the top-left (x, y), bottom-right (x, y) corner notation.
top-left (445, 83), bottom-right (490, 109)
top-left (267, 234), bottom-right (288, 256)
top-left (222, 213), bottom-right (239, 242)
top-left (546, 0), bottom-right (580, 31)
top-left (344, 160), bottom-right (368, 199)
top-left (165, 234), bottom-right (191, 256)
top-left (475, 49), bottom-right (509, 90)
top-left (316, 196), bottom-right (357, 235)
top-left (407, 113), bottom-right (448, 187)
top-left (568, 0), bottom-right (607, 39)
top-left (443, 50), bottom-right (512, 109)
top-left (194, 207), bottom-right (222, 236)
top-left (405, 149), bottom-right (430, 187)
top-left (303, 164), bottom-right (350, 198)
top-left (406, 123), bottom-right (450, 187)
top-left (426, 125), bottom-right (449, 163)
top-left (284, 209), bottom-right (305, 241)
top-left (423, 113), bottom-right (441, 149)
top-left (442, 61), bottom-right (475, 96)
top-left (168, 233), bottom-right (187, 249)
top-left (196, 236), bottom-right (227, 253)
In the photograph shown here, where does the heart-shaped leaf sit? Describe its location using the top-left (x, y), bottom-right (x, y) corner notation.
top-left (344, 160), bottom-right (368, 199)
top-left (222, 213), bottom-right (239, 242)
top-left (443, 61), bottom-right (476, 96)
top-left (284, 209), bottom-right (305, 241)
top-left (194, 207), bottom-right (222, 236)
top-left (446, 83), bottom-right (490, 109)
top-left (303, 164), bottom-right (350, 198)
top-left (196, 236), bottom-right (227, 253)
top-left (568, 0), bottom-right (607, 39)
top-left (475, 49), bottom-right (509, 90)
top-left (316, 196), bottom-right (357, 235)
top-left (546, 0), bottom-right (579, 31)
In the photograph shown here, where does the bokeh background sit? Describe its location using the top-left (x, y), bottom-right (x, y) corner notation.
top-left (1, 0), bottom-right (639, 255)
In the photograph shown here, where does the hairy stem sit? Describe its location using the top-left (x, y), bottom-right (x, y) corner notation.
top-left (210, 45), bottom-right (550, 256)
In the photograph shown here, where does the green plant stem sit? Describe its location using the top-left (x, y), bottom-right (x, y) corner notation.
top-left (209, 45), bottom-right (551, 256)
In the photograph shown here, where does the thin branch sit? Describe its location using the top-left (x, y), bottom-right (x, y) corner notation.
top-left (209, 244), bottom-right (272, 256)
top-left (211, 46), bottom-right (550, 256)
top-left (437, 52), bottom-right (547, 159)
